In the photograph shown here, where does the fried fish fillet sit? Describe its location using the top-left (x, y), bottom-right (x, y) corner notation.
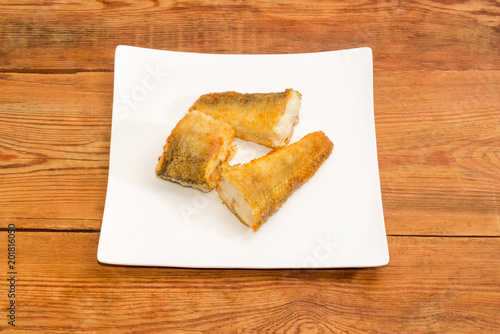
top-left (188, 89), bottom-right (301, 148)
top-left (216, 131), bottom-right (333, 231)
top-left (155, 110), bottom-right (237, 192)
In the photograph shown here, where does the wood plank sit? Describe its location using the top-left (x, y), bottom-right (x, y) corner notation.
top-left (0, 0), bottom-right (498, 71)
top-left (375, 69), bottom-right (500, 236)
top-left (0, 72), bottom-right (111, 227)
top-left (0, 72), bottom-right (112, 160)
top-left (1, 69), bottom-right (499, 235)
top-left (1, 232), bottom-right (498, 332)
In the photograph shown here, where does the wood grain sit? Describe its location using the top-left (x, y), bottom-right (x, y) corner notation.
top-left (0, 231), bottom-right (498, 333)
top-left (0, 0), bottom-right (498, 71)
top-left (0, 72), bottom-right (112, 227)
top-left (1, 69), bottom-right (499, 235)
top-left (375, 69), bottom-right (500, 236)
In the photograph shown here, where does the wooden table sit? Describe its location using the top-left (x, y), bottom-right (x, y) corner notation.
top-left (1, 1), bottom-right (499, 332)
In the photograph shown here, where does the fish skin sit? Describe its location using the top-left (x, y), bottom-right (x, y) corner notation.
top-left (217, 131), bottom-right (334, 231)
top-left (155, 110), bottom-right (236, 192)
top-left (188, 89), bottom-right (301, 148)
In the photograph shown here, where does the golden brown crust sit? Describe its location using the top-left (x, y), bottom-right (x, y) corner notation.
top-left (217, 131), bottom-right (334, 231)
top-left (155, 110), bottom-right (236, 192)
top-left (189, 89), bottom-right (301, 148)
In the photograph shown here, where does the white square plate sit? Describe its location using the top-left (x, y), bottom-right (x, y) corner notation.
top-left (97, 45), bottom-right (389, 268)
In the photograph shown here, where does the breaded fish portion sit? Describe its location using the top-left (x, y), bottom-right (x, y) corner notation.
top-left (188, 89), bottom-right (301, 148)
top-left (155, 110), bottom-right (237, 192)
top-left (216, 131), bottom-right (333, 231)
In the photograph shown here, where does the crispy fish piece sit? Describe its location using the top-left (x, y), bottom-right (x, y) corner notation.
top-left (155, 110), bottom-right (237, 192)
top-left (216, 131), bottom-right (333, 231)
top-left (188, 89), bottom-right (301, 148)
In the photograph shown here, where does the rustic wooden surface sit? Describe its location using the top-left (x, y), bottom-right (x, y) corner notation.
top-left (1, 0), bottom-right (499, 332)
